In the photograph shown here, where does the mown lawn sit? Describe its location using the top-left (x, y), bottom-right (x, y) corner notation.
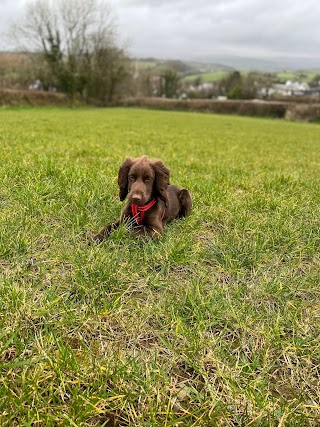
top-left (0, 107), bottom-right (319, 426)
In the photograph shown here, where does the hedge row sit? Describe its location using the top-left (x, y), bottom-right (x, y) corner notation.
top-left (0, 89), bottom-right (70, 107)
top-left (118, 97), bottom-right (290, 118)
top-left (285, 103), bottom-right (320, 122)
top-left (1, 90), bottom-right (319, 122)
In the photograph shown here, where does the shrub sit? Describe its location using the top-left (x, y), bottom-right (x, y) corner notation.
top-left (0, 88), bottom-right (71, 107)
top-left (227, 86), bottom-right (244, 99)
top-left (285, 104), bottom-right (320, 122)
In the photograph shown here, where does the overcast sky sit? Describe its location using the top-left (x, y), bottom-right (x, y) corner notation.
top-left (1, 0), bottom-right (319, 68)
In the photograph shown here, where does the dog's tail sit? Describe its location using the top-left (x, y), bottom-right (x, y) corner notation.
top-left (178, 189), bottom-right (192, 218)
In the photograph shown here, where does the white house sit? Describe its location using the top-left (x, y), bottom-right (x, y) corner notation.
top-left (261, 80), bottom-right (311, 97)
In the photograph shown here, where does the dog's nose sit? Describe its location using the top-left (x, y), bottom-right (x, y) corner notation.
top-left (131, 194), bottom-right (142, 203)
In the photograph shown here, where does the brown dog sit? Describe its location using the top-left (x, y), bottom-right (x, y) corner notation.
top-left (93, 156), bottom-right (192, 242)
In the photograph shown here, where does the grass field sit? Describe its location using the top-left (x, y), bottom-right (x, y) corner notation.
top-left (183, 70), bottom-right (320, 84)
top-left (0, 107), bottom-right (319, 426)
top-left (276, 71), bottom-right (320, 83)
top-left (183, 71), bottom-right (229, 82)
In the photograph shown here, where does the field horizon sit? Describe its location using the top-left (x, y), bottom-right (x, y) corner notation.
top-left (0, 107), bottom-right (319, 426)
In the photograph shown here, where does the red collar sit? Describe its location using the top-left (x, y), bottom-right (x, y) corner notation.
top-left (131, 198), bottom-right (165, 225)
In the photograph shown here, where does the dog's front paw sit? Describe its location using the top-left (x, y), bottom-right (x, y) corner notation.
top-left (86, 230), bottom-right (104, 245)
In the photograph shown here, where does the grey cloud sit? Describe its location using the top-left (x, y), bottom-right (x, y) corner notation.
top-left (115, 0), bottom-right (320, 66)
top-left (1, 0), bottom-right (319, 67)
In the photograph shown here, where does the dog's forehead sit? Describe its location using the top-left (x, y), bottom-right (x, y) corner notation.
top-left (131, 156), bottom-right (154, 174)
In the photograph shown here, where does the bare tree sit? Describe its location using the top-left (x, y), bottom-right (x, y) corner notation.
top-left (10, 0), bottom-right (130, 104)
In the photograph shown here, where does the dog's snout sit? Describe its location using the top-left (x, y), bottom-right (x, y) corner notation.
top-left (131, 193), bottom-right (143, 203)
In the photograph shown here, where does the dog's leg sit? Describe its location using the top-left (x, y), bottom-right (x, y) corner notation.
top-left (92, 220), bottom-right (121, 243)
top-left (178, 189), bottom-right (192, 218)
top-left (134, 224), bottom-right (164, 238)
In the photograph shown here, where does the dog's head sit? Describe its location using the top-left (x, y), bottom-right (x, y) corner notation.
top-left (118, 155), bottom-right (170, 206)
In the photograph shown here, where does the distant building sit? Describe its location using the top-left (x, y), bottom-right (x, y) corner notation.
top-left (260, 80), bottom-right (311, 97)
top-left (29, 80), bottom-right (42, 91)
top-left (197, 82), bottom-right (214, 91)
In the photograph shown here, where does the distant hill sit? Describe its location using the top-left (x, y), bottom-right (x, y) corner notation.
top-left (131, 56), bottom-right (319, 84)
top-left (186, 61), bottom-right (234, 73)
top-left (132, 57), bottom-right (233, 76)
top-left (194, 55), bottom-right (320, 72)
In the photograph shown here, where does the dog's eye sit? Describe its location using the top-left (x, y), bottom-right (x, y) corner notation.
top-left (128, 175), bottom-right (135, 181)
top-left (145, 177), bottom-right (152, 182)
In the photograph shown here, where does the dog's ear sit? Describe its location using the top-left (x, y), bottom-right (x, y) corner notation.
top-left (118, 157), bottom-right (134, 201)
top-left (152, 160), bottom-right (170, 206)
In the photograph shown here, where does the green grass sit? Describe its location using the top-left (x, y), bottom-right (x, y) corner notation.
top-left (183, 71), bottom-right (229, 82)
top-left (0, 107), bottom-right (319, 426)
top-left (276, 71), bottom-right (320, 83)
top-left (183, 70), bottom-right (320, 84)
